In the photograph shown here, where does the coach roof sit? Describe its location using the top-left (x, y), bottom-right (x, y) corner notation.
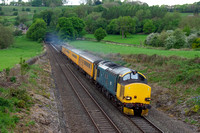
top-left (80, 52), bottom-right (102, 63)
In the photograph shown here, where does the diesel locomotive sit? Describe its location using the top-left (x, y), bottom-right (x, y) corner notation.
top-left (61, 45), bottom-right (151, 116)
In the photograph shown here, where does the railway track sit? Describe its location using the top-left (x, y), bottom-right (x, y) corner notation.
top-left (48, 44), bottom-right (121, 133)
top-left (127, 115), bottom-right (164, 133)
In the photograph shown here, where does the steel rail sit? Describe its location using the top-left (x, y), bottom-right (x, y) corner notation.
top-left (127, 115), bottom-right (164, 133)
top-left (48, 44), bottom-right (121, 133)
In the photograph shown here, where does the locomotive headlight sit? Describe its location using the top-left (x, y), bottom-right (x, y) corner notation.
top-left (145, 98), bottom-right (151, 101)
top-left (125, 96), bottom-right (132, 100)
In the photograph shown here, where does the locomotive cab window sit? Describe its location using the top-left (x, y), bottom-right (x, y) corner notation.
top-left (123, 74), bottom-right (130, 81)
top-left (131, 73), bottom-right (138, 79)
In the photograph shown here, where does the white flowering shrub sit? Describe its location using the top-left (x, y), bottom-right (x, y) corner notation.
top-left (186, 34), bottom-right (198, 48)
top-left (164, 35), bottom-right (176, 49)
top-left (145, 33), bottom-right (160, 47)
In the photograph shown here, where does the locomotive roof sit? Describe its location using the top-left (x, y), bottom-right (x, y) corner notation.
top-left (98, 61), bottom-right (133, 76)
top-left (79, 52), bottom-right (103, 63)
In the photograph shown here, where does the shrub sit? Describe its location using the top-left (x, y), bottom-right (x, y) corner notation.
top-left (192, 38), bottom-right (200, 49)
top-left (94, 28), bottom-right (107, 42)
top-left (187, 34), bottom-right (198, 48)
top-left (183, 25), bottom-right (191, 36)
top-left (10, 76), bottom-right (16, 83)
top-left (13, 29), bottom-right (22, 36)
top-left (0, 7), bottom-right (2, 11)
top-left (165, 35), bottom-right (176, 49)
top-left (12, 8), bottom-right (18, 11)
top-left (34, 10), bottom-right (36, 13)
top-left (13, 11), bottom-right (18, 16)
top-left (19, 57), bottom-right (29, 76)
top-left (22, 8), bottom-right (25, 11)
top-left (26, 8), bottom-right (31, 12)
top-left (0, 11), bottom-right (4, 15)
top-left (9, 88), bottom-right (30, 102)
top-left (173, 29), bottom-right (187, 49)
top-left (145, 33), bottom-right (159, 47)
top-left (0, 24), bottom-right (14, 49)
top-left (157, 31), bottom-right (169, 47)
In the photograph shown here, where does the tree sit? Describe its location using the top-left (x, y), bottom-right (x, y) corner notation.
top-left (143, 19), bottom-right (156, 34)
top-left (106, 19), bottom-right (119, 34)
top-left (68, 17), bottom-right (85, 37)
top-left (31, 0), bottom-right (42, 6)
top-left (162, 12), bottom-right (181, 30)
top-left (26, 19), bottom-right (47, 42)
top-left (0, 24), bottom-right (14, 49)
top-left (56, 17), bottom-right (75, 40)
top-left (94, 28), bottom-right (107, 41)
top-left (117, 16), bottom-right (136, 38)
top-left (56, 17), bottom-right (85, 40)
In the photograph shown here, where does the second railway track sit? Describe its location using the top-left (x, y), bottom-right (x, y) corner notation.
top-left (48, 44), bottom-right (121, 133)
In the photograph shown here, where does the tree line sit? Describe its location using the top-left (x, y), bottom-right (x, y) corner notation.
top-left (1, 1), bottom-right (200, 49)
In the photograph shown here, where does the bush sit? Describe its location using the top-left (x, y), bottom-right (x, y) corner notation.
top-left (0, 7), bottom-right (2, 11)
top-left (187, 34), bottom-right (198, 48)
top-left (94, 28), bottom-right (107, 42)
top-left (9, 88), bottom-right (30, 102)
top-left (22, 8), bottom-right (25, 11)
top-left (145, 33), bottom-right (159, 47)
top-left (13, 11), bottom-right (18, 16)
top-left (157, 31), bottom-right (169, 47)
top-left (0, 24), bottom-right (14, 49)
top-left (13, 29), bottom-right (22, 36)
top-left (12, 8), bottom-right (18, 11)
top-left (165, 35), bottom-right (176, 49)
top-left (0, 11), bottom-right (4, 15)
top-left (26, 8), bottom-right (31, 12)
top-left (172, 29), bottom-right (187, 49)
top-left (192, 38), bottom-right (200, 49)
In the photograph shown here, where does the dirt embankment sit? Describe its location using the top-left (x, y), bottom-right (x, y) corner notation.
top-left (0, 54), bottom-right (61, 132)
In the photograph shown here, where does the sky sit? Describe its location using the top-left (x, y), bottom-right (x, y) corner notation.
top-left (1, 0), bottom-right (200, 6)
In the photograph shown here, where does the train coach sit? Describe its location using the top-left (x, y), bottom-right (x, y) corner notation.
top-left (61, 45), bottom-right (151, 116)
top-left (61, 45), bottom-right (102, 78)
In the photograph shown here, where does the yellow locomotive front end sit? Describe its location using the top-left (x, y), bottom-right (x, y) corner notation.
top-left (116, 72), bottom-right (151, 116)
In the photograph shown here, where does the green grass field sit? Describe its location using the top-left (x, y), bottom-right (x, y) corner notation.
top-left (69, 41), bottom-right (200, 58)
top-left (0, 36), bottom-right (43, 71)
top-left (84, 34), bottom-right (147, 45)
top-left (180, 13), bottom-right (194, 17)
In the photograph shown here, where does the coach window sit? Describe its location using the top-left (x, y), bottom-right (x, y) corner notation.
top-left (72, 54), bottom-right (77, 59)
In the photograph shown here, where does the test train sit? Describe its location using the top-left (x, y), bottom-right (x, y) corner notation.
top-left (61, 45), bottom-right (151, 116)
